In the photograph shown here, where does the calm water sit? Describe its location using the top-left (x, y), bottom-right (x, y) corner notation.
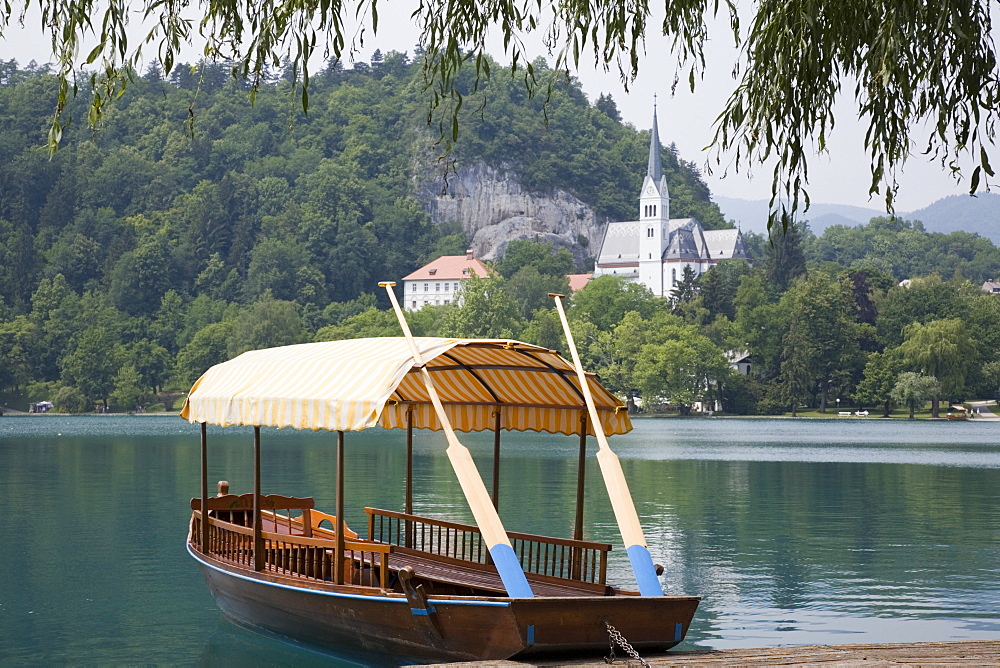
top-left (1, 416), bottom-right (998, 664)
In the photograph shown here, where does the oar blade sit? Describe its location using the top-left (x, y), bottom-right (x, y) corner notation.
top-left (595, 448), bottom-right (663, 596)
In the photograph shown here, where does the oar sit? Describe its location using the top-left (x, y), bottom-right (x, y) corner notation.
top-left (549, 293), bottom-right (664, 596)
top-left (380, 281), bottom-right (534, 598)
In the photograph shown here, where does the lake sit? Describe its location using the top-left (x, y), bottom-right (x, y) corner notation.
top-left (1, 416), bottom-right (998, 665)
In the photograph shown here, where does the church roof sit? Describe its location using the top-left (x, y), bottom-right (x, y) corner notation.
top-left (595, 221), bottom-right (641, 264)
top-left (663, 219), bottom-right (706, 260)
top-left (402, 253), bottom-right (491, 281)
top-left (702, 228), bottom-right (750, 260)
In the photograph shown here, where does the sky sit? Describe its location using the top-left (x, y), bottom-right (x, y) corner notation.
top-left (0, 4), bottom-right (985, 214)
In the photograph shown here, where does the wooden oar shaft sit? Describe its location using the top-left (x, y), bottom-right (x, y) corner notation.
top-left (380, 282), bottom-right (533, 598)
top-left (550, 293), bottom-right (663, 596)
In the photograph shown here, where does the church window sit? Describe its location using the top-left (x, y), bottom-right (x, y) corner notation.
top-left (647, 227), bottom-right (653, 238)
top-left (653, 205), bottom-right (657, 217)
top-left (671, 268), bottom-right (677, 282)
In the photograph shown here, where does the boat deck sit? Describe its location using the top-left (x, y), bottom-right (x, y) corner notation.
top-left (387, 547), bottom-right (611, 597)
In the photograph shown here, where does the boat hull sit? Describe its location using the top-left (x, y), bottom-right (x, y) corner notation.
top-left (190, 545), bottom-right (700, 663)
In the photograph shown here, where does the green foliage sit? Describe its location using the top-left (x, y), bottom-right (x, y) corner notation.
top-left (854, 349), bottom-right (906, 417)
top-left (60, 327), bottom-right (120, 408)
top-left (495, 239), bottom-right (575, 279)
top-left (226, 293), bottom-right (306, 358)
top-left (568, 276), bottom-right (660, 332)
top-left (314, 308), bottom-right (400, 341)
top-left (111, 364), bottom-right (145, 411)
top-left (442, 275), bottom-right (524, 339)
top-left (52, 384), bottom-right (88, 413)
top-left (810, 217), bottom-right (1000, 283)
top-left (891, 372), bottom-right (940, 420)
top-left (899, 318), bottom-right (977, 416)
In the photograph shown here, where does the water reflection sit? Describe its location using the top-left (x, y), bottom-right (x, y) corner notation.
top-left (0, 416), bottom-right (998, 663)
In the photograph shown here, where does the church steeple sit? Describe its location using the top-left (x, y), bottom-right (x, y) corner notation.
top-left (638, 99), bottom-right (670, 296)
top-left (647, 102), bottom-right (663, 182)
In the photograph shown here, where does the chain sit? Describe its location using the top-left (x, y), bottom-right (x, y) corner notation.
top-left (603, 621), bottom-right (651, 668)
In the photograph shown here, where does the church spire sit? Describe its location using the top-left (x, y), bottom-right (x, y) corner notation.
top-left (647, 98), bottom-right (663, 182)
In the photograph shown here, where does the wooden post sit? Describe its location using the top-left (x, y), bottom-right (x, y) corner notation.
top-left (252, 426), bottom-right (264, 571)
top-left (200, 422), bottom-right (209, 554)
top-left (335, 429), bottom-right (345, 585)
top-left (572, 412), bottom-right (587, 580)
top-left (405, 409), bottom-right (413, 549)
top-left (492, 408), bottom-right (501, 509)
top-left (574, 412), bottom-right (587, 542)
top-left (405, 409), bottom-right (413, 516)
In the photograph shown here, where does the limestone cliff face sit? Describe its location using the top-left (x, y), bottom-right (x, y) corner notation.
top-left (415, 162), bottom-right (603, 263)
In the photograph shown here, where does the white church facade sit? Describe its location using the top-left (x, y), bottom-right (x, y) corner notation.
top-left (593, 108), bottom-right (750, 296)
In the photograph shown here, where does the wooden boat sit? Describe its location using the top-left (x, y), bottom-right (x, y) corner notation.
top-left (180, 289), bottom-right (699, 664)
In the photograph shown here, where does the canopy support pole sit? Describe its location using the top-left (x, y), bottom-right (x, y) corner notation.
top-left (405, 410), bottom-right (414, 548)
top-left (252, 426), bottom-right (264, 571)
top-left (381, 281), bottom-right (533, 598)
top-left (405, 410), bottom-right (413, 516)
top-left (200, 422), bottom-right (209, 554)
top-left (572, 413), bottom-right (586, 580)
top-left (492, 408), bottom-right (501, 509)
top-left (335, 430), bottom-right (345, 585)
top-left (549, 293), bottom-right (663, 596)
top-left (574, 412), bottom-right (587, 543)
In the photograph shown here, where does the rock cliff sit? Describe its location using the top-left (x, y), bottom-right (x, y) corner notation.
top-left (415, 162), bottom-right (603, 263)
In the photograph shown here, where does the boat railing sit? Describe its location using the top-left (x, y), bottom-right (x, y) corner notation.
top-left (190, 498), bottom-right (391, 588)
top-left (365, 507), bottom-right (610, 585)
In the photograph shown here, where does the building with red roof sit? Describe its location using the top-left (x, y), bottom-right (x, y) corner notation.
top-left (401, 249), bottom-right (492, 311)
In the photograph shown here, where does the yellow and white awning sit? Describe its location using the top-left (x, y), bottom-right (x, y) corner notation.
top-left (180, 337), bottom-right (631, 436)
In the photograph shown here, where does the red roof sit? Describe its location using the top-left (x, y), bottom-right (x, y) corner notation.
top-left (567, 273), bottom-right (592, 292)
top-left (402, 254), bottom-right (492, 281)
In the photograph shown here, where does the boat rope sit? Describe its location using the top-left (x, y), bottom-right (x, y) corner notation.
top-left (604, 621), bottom-right (650, 668)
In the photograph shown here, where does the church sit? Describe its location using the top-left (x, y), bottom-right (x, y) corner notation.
top-left (592, 107), bottom-right (750, 297)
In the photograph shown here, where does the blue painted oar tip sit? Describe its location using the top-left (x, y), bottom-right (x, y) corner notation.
top-left (626, 544), bottom-right (664, 596)
top-left (490, 543), bottom-right (534, 598)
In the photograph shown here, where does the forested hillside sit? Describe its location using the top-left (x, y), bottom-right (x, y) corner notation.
top-left (2, 56), bottom-right (1000, 417)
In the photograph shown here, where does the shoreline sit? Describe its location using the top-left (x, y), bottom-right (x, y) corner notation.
top-left (426, 639), bottom-right (1000, 666)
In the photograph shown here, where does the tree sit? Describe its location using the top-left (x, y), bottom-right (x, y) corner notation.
top-left (891, 372), bottom-right (939, 420)
top-left (633, 335), bottom-right (730, 415)
top-left (855, 349), bottom-right (906, 417)
top-left (442, 275), bottom-right (523, 339)
top-left (699, 259), bottom-right (752, 321)
top-left (18, 0), bottom-right (1000, 221)
top-left (778, 272), bottom-right (863, 412)
top-left (568, 276), bottom-right (659, 332)
top-left (898, 318), bottom-right (977, 417)
top-left (60, 326), bottom-right (120, 409)
top-left (668, 265), bottom-right (699, 310)
top-left (226, 293), bottom-right (306, 358)
top-left (111, 364), bottom-right (145, 412)
top-left (496, 239), bottom-right (575, 279)
top-left (764, 222), bottom-right (807, 293)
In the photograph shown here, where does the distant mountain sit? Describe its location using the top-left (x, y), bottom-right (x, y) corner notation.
top-left (906, 193), bottom-right (1000, 245)
top-left (714, 196), bottom-right (886, 235)
top-left (715, 192), bottom-right (1000, 245)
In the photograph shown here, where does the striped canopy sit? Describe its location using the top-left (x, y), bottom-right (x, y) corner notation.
top-left (180, 337), bottom-right (632, 436)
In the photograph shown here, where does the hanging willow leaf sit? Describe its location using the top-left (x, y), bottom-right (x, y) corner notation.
top-left (3, 0), bottom-right (997, 226)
